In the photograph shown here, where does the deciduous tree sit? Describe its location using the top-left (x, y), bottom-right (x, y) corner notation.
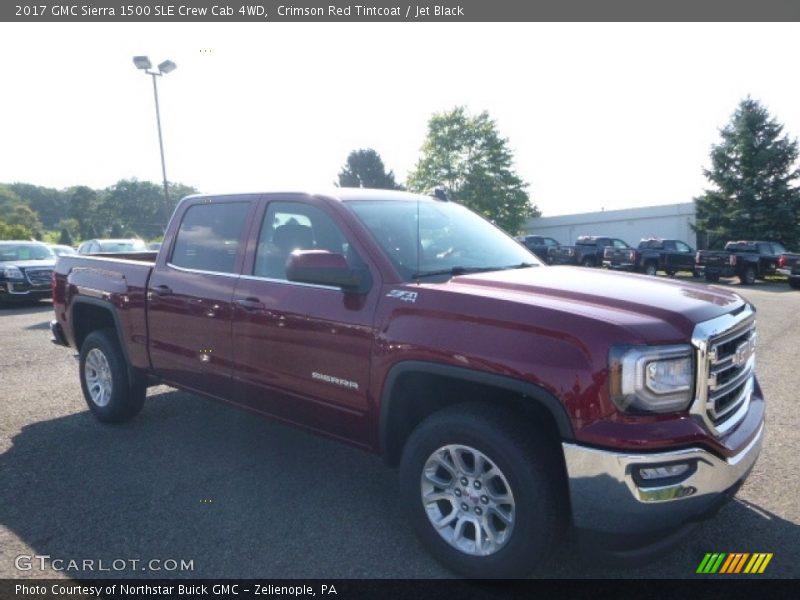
top-left (407, 107), bottom-right (537, 234)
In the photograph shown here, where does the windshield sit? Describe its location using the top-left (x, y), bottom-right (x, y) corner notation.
top-left (98, 240), bottom-right (147, 252)
top-left (0, 243), bottom-right (54, 262)
top-left (347, 199), bottom-right (540, 280)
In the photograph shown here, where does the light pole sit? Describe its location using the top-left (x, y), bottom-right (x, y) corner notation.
top-left (133, 55), bottom-right (177, 228)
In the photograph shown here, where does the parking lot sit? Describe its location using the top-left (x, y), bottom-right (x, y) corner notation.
top-left (1, 277), bottom-right (799, 579)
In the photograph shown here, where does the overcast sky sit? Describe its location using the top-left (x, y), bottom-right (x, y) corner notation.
top-left (1, 22), bottom-right (799, 217)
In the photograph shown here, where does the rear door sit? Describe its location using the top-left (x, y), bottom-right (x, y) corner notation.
top-left (230, 196), bottom-right (381, 446)
top-left (147, 197), bottom-right (257, 399)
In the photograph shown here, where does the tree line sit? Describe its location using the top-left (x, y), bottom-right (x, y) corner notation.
top-left (2, 101), bottom-right (799, 246)
top-left (0, 180), bottom-right (197, 245)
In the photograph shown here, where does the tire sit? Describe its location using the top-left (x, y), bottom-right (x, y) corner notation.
top-left (665, 269), bottom-right (677, 277)
top-left (705, 272), bottom-right (720, 282)
top-left (581, 257), bottom-right (595, 268)
top-left (739, 266), bottom-right (756, 285)
top-left (789, 278), bottom-right (800, 290)
top-left (644, 262), bottom-right (658, 276)
top-left (399, 404), bottom-right (566, 578)
top-left (79, 328), bottom-right (146, 423)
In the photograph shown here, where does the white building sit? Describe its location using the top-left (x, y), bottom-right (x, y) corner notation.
top-left (523, 202), bottom-right (700, 248)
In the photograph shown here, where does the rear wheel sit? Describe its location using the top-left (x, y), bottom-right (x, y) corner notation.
top-left (581, 257), bottom-right (595, 268)
top-left (644, 262), bottom-right (658, 276)
top-left (399, 404), bottom-right (566, 578)
top-left (79, 328), bottom-right (146, 422)
top-left (739, 266), bottom-right (756, 285)
top-left (789, 278), bottom-right (800, 290)
top-left (705, 272), bottom-right (720, 282)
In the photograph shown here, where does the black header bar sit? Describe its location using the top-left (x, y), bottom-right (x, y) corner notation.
top-left (4, 0), bottom-right (800, 22)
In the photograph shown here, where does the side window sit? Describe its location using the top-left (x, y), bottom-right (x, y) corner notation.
top-left (254, 202), bottom-right (358, 280)
top-left (675, 241), bottom-right (691, 253)
top-left (612, 239), bottom-right (628, 249)
top-left (170, 202), bottom-right (250, 273)
top-left (544, 238), bottom-right (558, 246)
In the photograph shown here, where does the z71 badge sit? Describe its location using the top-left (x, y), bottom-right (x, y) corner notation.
top-left (386, 289), bottom-right (418, 303)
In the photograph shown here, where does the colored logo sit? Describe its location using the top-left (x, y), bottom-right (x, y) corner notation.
top-left (696, 552), bottom-right (773, 574)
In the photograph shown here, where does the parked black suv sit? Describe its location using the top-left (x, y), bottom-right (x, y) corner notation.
top-left (0, 241), bottom-right (56, 304)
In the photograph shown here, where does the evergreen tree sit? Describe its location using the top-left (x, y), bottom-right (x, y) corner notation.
top-left (695, 97), bottom-right (800, 248)
top-left (407, 107), bottom-right (537, 234)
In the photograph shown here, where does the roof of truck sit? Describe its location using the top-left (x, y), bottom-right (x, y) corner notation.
top-left (182, 188), bottom-right (440, 204)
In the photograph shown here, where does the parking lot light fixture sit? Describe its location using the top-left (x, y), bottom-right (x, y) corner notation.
top-left (133, 55), bottom-right (177, 229)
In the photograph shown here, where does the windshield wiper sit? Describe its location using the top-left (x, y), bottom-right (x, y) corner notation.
top-left (411, 263), bottom-right (536, 280)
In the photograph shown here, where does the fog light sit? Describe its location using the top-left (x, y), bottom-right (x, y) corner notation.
top-left (638, 464), bottom-right (690, 480)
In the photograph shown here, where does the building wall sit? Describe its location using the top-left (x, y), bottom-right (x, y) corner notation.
top-left (523, 202), bottom-right (699, 248)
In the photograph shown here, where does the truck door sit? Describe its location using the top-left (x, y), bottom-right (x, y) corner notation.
top-left (230, 197), bottom-right (380, 446)
top-left (672, 240), bottom-right (695, 272)
top-left (147, 198), bottom-right (256, 399)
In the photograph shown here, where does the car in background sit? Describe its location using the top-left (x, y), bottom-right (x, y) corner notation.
top-left (777, 252), bottom-right (800, 289)
top-left (517, 235), bottom-right (560, 263)
top-left (49, 244), bottom-right (77, 257)
top-left (696, 240), bottom-right (786, 284)
top-left (603, 238), bottom-right (697, 276)
top-left (77, 238), bottom-right (148, 254)
top-left (0, 241), bottom-right (57, 304)
top-left (550, 236), bottom-right (632, 267)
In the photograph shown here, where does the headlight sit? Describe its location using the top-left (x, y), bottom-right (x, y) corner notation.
top-left (609, 344), bottom-right (694, 413)
top-left (3, 266), bottom-right (24, 280)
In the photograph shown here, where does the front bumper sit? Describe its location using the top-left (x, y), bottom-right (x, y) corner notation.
top-left (562, 419), bottom-right (764, 550)
top-left (0, 281), bottom-right (51, 298)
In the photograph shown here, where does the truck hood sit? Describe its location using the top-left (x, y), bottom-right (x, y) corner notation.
top-left (440, 266), bottom-right (746, 342)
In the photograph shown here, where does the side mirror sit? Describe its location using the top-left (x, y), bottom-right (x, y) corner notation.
top-left (286, 250), bottom-right (370, 293)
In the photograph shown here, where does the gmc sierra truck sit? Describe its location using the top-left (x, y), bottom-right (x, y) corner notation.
top-left (51, 190), bottom-right (765, 578)
top-left (603, 238), bottom-right (698, 276)
top-left (549, 236), bottom-right (632, 268)
top-left (777, 252), bottom-right (800, 289)
top-left (696, 240), bottom-right (786, 285)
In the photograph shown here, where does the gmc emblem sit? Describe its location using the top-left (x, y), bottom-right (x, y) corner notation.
top-left (733, 338), bottom-right (755, 367)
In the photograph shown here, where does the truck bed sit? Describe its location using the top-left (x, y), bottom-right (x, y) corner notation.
top-left (52, 253), bottom-right (157, 371)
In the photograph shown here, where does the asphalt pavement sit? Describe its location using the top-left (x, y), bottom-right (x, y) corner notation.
top-left (1, 278), bottom-right (798, 579)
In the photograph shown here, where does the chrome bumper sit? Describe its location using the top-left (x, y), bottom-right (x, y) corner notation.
top-left (562, 422), bottom-right (764, 536)
top-left (776, 268), bottom-right (792, 277)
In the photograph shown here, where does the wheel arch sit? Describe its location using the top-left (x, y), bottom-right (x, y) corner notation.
top-left (379, 361), bottom-right (574, 467)
top-left (70, 297), bottom-right (139, 379)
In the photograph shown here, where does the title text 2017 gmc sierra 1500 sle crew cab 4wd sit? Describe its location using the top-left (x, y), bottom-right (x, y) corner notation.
top-left (51, 189), bottom-right (764, 578)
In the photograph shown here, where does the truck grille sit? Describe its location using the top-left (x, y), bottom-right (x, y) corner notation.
top-left (25, 267), bottom-right (53, 286)
top-left (691, 306), bottom-right (756, 436)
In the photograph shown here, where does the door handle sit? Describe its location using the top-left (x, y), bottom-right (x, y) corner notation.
top-left (152, 284), bottom-right (173, 296)
top-left (234, 297), bottom-right (265, 311)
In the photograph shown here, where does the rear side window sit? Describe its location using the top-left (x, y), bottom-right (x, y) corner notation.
top-left (170, 202), bottom-right (250, 273)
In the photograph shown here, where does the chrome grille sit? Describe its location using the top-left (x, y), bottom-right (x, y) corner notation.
top-left (25, 267), bottom-right (53, 286)
top-left (691, 305), bottom-right (756, 436)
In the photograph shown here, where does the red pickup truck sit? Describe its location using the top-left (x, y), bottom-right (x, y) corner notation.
top-left (51, 189), bottom-right (765, 578)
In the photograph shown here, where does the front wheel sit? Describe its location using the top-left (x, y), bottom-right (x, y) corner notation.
top-left (399, 405), bottom-right (566, 578)
top-left (79, 328), bottom-right (146, 423)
